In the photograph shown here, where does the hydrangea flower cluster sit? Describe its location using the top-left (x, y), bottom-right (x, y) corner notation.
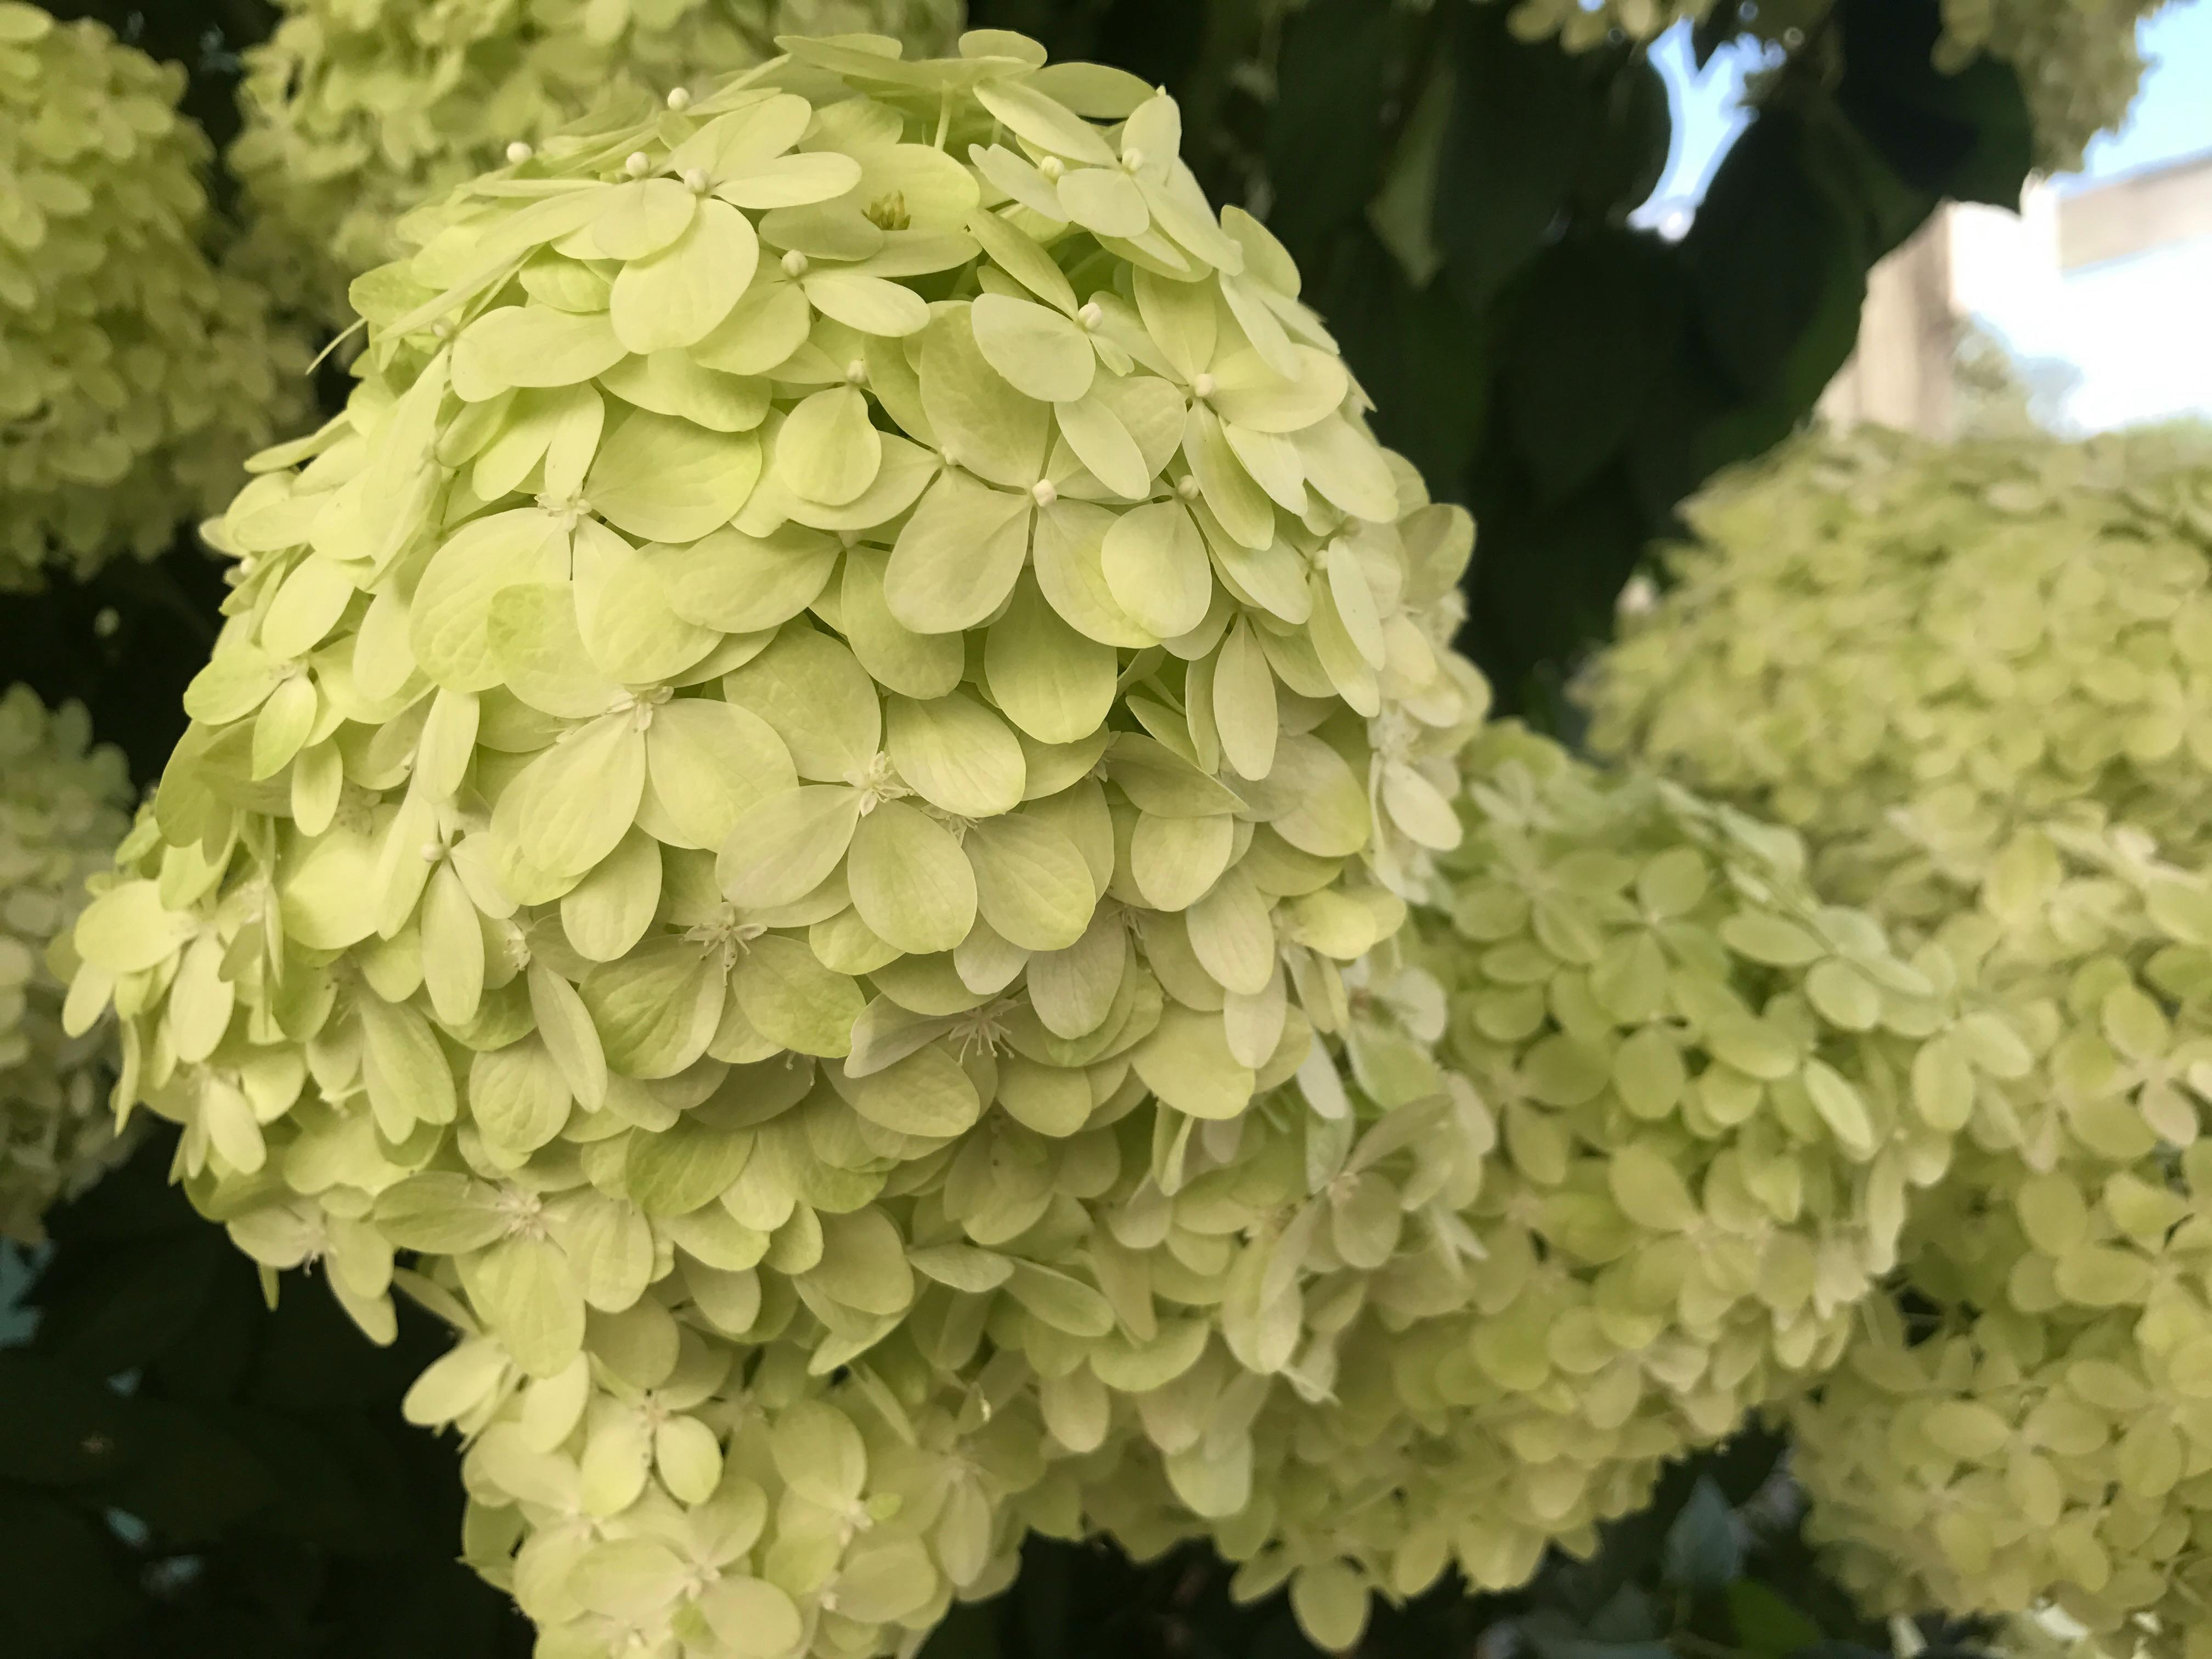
top-left (1324, 725), bottom-right (1953, 1600)
top-left (1584, 426), bottom-right (2212, 917)
top-left (1932, 0), bottom-right (2168, 171)
top-left (1489, 0), bottom-right (2160, 169)
top-left (1588, 426), bottom-right (2212, 1649)
top-left (0, 685), bottom-right (134, 1243)
top-left (69, 30), bottom-right (1487, 1656)
top-left (976, 725), bottom-right (1962, 1649)
top-left (230, 0), bottom-right (967, 324)
top-left (0, 2), bottom-right (309, 585)
top-left (1790, 820), bottom-right (2212, 1655)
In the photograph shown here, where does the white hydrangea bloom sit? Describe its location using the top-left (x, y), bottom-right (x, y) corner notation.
top-left (75, 30), bottom-right (1495, 1655)
top-left (230, 0), bottom-right (969, 323)
top-left (0, 685), bottom-right (134, 1242)
top-left (0, 3), bottom-right (310, 584)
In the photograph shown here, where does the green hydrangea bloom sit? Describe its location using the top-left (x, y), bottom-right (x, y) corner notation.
top-left (0, 685), bottom-right (134, 1243)
top-left (1790, 819), bottom-right (2212, 1656)
top-left (0, 2), bottom-right (310, 585)
top-left (231, 0), bottom-right (968, 324)
top-left (71, 30), bottom-right (1487, 1655)
top-left (1588, 426), bottom-right (2212, 1648)
top-left (1064, 725), bottom-right (1957, 1646)
top-left (1488, 0), bottom-right (2160, 170)
top-left (1585, 426), bottom-right (2212, 915)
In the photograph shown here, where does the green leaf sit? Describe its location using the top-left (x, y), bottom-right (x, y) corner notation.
top-left (1431, 7), bottom-right (1589, 304)
top-left (1686, 111), bottom-right (1867, 402)
top-left (0, 1354), bottom-right (143, 1484)
top-left (1833, 0), bottom-right (2033, 208)
top-left (1663, 1475), bottom-right (1745, 1592)
top-left (1726, 1581), bottom-right (1825, 1659)
top-left (1265, 0), bottom-right (1393, 271)
top-left (1503, 232), bottom-right (1683, 504)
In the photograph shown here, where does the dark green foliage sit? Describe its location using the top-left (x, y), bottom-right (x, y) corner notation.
top-left (0, 1135), bottom-right (533, 1659)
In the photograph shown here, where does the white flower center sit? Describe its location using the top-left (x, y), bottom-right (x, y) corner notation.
top-left (624, 151), bottom-right (652, 178)
top-left (687, 904), bottom-right (766, 974)
top-left (535, 491), bottom-right (590, 529)
top-left (495, 1188), bottom-right (549, 1240)
top-left (781, 250), bottom-right (810, 278)
top-left (505, 140), bottom-right (533, 165)
top-left (1030, 479), bottom-right (1058, 507)
top-left (949, 998), bottom-right (1017, 1059)
top-left (614, 685), bottom-right (673, 730)
top-left (849, 752), bottom-right (911, 814)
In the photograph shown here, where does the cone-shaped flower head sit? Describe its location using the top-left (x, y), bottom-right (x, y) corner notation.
top-left (1791, 819), bottom-right (2212, 1654)
top-left (1585, 426), bottom-right (2212, 913)
top-left (1587, 424), bottom-right (2212, 1649)
top-left (231, 0), bottom-right (968, 323)
top-left (0, 2), bottom-right (309, 584)
top-left (71, 29), bottom-right (1485, 1657)
top-left (0, 686), bottom-right (134, 1242)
